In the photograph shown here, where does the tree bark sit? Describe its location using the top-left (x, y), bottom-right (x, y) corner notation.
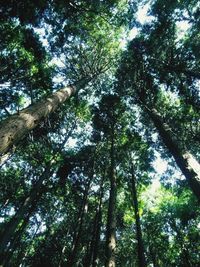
top-left (0, 85), bottom-right (76, 155)
top-left (105, 128), bottom-right (117, 267)
top-left (130, 170), bottom-right (146, 267)
top-left (144, 106), bottom-right (200, 200)
top-left (0, 166), bottom-right (51, 259)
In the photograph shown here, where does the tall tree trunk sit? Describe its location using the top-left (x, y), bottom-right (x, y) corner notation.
top-left (169, 221), bottom-right (192, 267)
top-left (91, 207), bottom-right (102, 267)
top-left (84, 176), bottom-right (104, 267)
top-left (148, 245), bottom-right (159, 267)
top-left (92, 181), bottom-right (104, 267)
top-left (105, 128), bottom-right (117, 267)
top-left (143, 105), bottom-right (200, 200)
top-left (0, 85), bottom-right (76, 155)
top-left (66, 178), bottom-right (91, 267)
top-left (0, 126), bottom-right (74, 265)
top-left (0, 166), bottom-right (52, 259)
top-left (83, 211), bottom-right (98, 267)
top-left (1, 202), bottom-right (38, 267)
top-left (130, 170), bottom-right (146, 267)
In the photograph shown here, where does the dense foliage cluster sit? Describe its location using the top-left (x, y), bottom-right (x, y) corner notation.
top-left (0, 1), bottom-right (199, 266)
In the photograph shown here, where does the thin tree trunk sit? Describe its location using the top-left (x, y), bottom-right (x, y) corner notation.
top-left (169, 221), bottom-right (192, 267)
top-left (85, 176), bottom-right (104, 267)
top-left (66, 178), bottom-right (92, 267)
top-left (0, 85), bottom-right (76, 155)
top-left (145, 227), bottom-right (159, 267)
top-left (1, 202), bottom-right (39, 267)
top-left (143, 105), bottom-right (200, 200)
top-left (83, 216), bottom-right (97, 267)
top-left (58, 230), bottom-right (69, 267)
top-left (0, 166), bottom-right (51, 259)
top-left (0, 124), bottom-right (76, 264)
top-left (149, 245), bottom-right (159, 267)
top-left (130, 170), bottom-right (146, 267)
top-left (91, 208), bottom-right (102, 267)
top-left (92, 182), bottom-right (104, 267)
top-left (105, 128), bottom-right (117, 267)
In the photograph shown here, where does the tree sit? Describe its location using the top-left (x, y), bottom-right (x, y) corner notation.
top-left (0, 1), bottom-right (199, 266)
top-left (116, 38), bottom-right (200, 200)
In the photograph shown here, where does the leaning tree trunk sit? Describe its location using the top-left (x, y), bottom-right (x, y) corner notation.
top-left (105, 127), bottom-right (117, 267)
top-left (130, 170), bottom-right (146, 267)
top-left (0, 85), bottom-right (76, 155)
top-left (144, 105), bottom-right (200, 201)
top-left (0, 166), bottom-right (52, 260)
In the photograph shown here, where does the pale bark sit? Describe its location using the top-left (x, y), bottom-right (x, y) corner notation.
top-left (0, 85), bottom-right (76, 155)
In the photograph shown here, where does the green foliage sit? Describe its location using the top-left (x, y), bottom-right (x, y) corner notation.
top-left (0, 0), bottom-right (199, 266)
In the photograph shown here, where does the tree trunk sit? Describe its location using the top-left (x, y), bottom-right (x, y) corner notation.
top-left (0, 85), bottom-right (76, 155)
top-left (66, 178), bottom-right (91, 267)
top-left (84, 176), bottom-right (104, 267)
top-left (130, 171), bottom-right (146, 267)
top-left (1, 202), bottom-right (38, 267)
top-left (92, 182), bottom-right (104, 267)
top-left (169, 221), bottom-right (192, 267)
top-left (83, 212), bottom-right (98, 267)
top-left (105, 128), bottom-right (117, 267)
top-left (0, 166), bottom-right (51, 259)
top-left (0, 126), bottom-right (73, 264)
top-left (144, 106), bottom-right (200, 200)
top-left (92, 207), bottom-right (102, 267)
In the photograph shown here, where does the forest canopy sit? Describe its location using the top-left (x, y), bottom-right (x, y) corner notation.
top-left (0, 0), bottom-right (199, 266)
